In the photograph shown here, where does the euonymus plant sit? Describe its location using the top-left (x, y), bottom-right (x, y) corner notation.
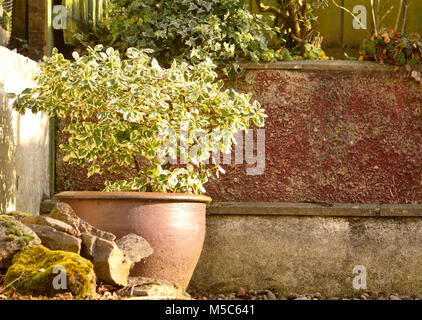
top-left (12, 46), bottom-right (266, 194)
top-left (77, 0), bottom-right (289, 77)
top-left (0, 0), bottom-right (11, 32)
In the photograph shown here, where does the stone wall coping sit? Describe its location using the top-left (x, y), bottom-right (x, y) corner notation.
top-left (207, 202), bottom-right (422, 217)
top-left (240, 60), bottom-right (401, 73)
top-left (42, 199), bottom-right (422, 217)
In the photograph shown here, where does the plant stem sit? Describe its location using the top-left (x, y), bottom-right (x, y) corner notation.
top-left (394, 0), bottom-right (403, 31)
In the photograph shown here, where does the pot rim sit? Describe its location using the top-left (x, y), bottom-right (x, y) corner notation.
top-left (54, 191), bottom-right (212, 204)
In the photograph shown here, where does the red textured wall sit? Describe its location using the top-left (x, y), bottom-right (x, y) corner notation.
top-left (55, 68), bottom-right (422, 204)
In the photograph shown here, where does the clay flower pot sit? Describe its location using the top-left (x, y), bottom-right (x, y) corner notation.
top-left (54, 191), bottom-right (211, 290)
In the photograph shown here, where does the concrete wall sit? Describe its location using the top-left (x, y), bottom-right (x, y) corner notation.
top-left (0, 46), bottom-right (50, 214)
top-left (205, 61), bottom-right (422, 204)
top-left (54, 61), bottom-right (422, 204)
top-left (189, 203), bottom-right (422, 296)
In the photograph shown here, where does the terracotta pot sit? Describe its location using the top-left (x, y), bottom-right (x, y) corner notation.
top-left (54, 191), bottom-right (211, 290)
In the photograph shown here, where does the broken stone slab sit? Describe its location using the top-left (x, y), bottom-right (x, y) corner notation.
top-left (79, 220), bottom-right (116, 242)
top-left (26, 224), bottom-right (82, 254)
top-left (49, 202), bottom-right (116, 241)
top-left (40, 199), bottom-right (60, 215)
top-left (21, 215), bottom-right (79, 236)
top-left (115, 233), bottom-right (153, 264)
top-left (117, 277), bottom-right (191, 300)
top-left (0, 215), bottom-right (41, 269)
top-left (49, 202), bottom-right (80, 231)
top-left (81, 234), bottom-right (132, 287)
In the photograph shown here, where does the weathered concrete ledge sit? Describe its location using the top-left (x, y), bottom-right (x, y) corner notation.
top-left (189, 202), bottom-right (422, 296)
top-left (240, 60), bottom-right (400, 72)
top-left (207, 202), bottom-right (422, 217)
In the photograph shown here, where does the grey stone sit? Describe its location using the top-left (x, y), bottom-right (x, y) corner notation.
top-left (265, 290), bottom-right (277, 300)
top-left (81, 234), bottom-right (132, 287)
top-left (81, 233), bottom-right (96, 257)
top-left (117, 277), bottom-right (190, 299)
top-left (287, 293), bottom-right (298, 300)
top-left (40, 199), bottom-right (60, 214)
top-left (313, 292), bottom-right (322, 299)
top-left (116, 233), bottom-right (153, 263)
top-left (26, 224), bottom-right (81, 254)
top-left (0, 215), bottom-right (41, 268)
top-left (389, 295), bottom-right (401, 300)
top-left (49, 202), bottom-right (115, 241)
top-left (22, 215), bottom-right (78, 236)
top-left (236, 287), bottom-right (246, 296)
top-left (49, 202), bottom-right (81, 232)
top-left (79, 221), bottom-right (116, 241)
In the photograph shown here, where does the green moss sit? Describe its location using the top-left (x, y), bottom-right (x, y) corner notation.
top-left (4, 235), bottom-right (15, 242)
top-left (1, 215), bottom-right (37, 246)
top-left (0, 215), bottom-right (15, 225)
top-left (5, 211), bottom-right (32, 219)
top-left (19, 234), bottom-right (35, 245)
top-left (6, 226), bottom-right (23, 237)
top-left (4, 245), bottom-right (97, 299)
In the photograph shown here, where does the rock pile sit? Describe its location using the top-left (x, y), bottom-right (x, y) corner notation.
top-left (0, 214), bottom-right (41, 269)
top-left (20, 202), bottom-right (153, 287)
top-left (0, 203), bottom-right (189, 299)
top-left (117, 277), bottom-right (191, 300)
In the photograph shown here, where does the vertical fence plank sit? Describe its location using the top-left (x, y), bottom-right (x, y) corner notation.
top-left (314, 4), bottom-right (343, 48)
top-left (11, 0), bottom-right (27, 41)
top-left (249, 1), bottom-right (422, 50)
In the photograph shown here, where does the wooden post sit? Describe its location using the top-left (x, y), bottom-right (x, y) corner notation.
top-left (27, 0), bottom-right (50, 60)
top-left (11, 0), bottom-right (27, 41)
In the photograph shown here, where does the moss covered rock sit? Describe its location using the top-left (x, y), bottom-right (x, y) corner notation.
top-left (4, 245), bottom-right (97, 298)
top-left (0, 215), bottom-right (41, 268)
top-left (3, 211), bottom-right (33, 221)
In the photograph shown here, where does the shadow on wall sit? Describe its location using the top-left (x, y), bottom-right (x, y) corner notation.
top-left (0, 47), bottom-right (50, 214)
top-left (0, 81), bottom-right (16, 213)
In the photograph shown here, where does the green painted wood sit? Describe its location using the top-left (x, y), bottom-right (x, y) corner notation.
top-left (62, 0), bottom-right (107, 45)
top-left (249, 0), bottom-right (422, 49)
top-left (341, 0), bottom-right (421, 47)
top-left (11, 0), bottom-right (27, 41)
top-left (403, 0), bottom-right (422, 35)
top-left (314, 4), bottom-right (343, 48)
top-left (47, 0), bottom-right (53, 55)
top-left (341, 0), bottom-right (374, 47)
